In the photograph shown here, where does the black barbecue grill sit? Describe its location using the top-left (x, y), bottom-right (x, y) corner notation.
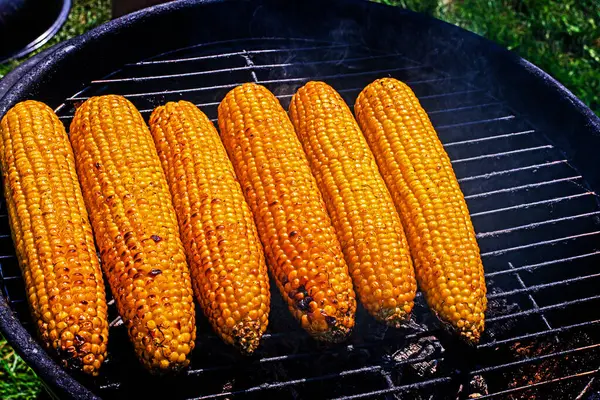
top-left (1, 0), bottom-right (599, 399)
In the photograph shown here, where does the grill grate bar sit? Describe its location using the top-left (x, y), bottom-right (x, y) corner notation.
top-left (458, 160), bottom-right (565, 183)
top-left (443, 129), bottom-right (535, 148)
top-left (435, 115), bottom-right (515, 130)
top-left (94, 54), bottom-right (406, 83)
top-left (487, 294), bottom-right (600, 323)
top-left (426, 102), bottom-right (504, 115)
top-left (470, 192), bottom-right (595, 218)
top-left (190, 365), bottom-right (384, 400)
top-left (480, 230), bottom-right (600, 257)
top-left (420, 88), bottom-right (486, 100)
top-left (256, 65), bottom-right (426, 85)
top-left (477, 369), bottom-right (598, 399)
top-left (186, 332), bottom-right (441, 375)
top-left (67, 65), bottom-right (428, 101)
top-left (575, 376), bottom-right (597, 399)
top-left (509, 262), bottom-right (553, 330)
top-left (478, 319), bottom-right (600, 348)
top-left (58, 84), bottom-right (484, 118)
top-left (68, 82), bottom-right (244, 100)
top-left (471, 343), bottom-right (600, 375)
top-left (464, 176), bottom-right (583, 201)
top-left (451, 145), bottom-right (553, 164)
top-left (330, 376), bottom-right (453, 400)
top-left (486, 251), bottom-right (600, 278)
top-left (476, 211), bottom-right (600, 239)
top-left (129, 43), bottom-right (356, 66)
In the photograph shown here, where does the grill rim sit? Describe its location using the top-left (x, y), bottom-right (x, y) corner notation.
top-left (0, 0), bottom-right (600, 399)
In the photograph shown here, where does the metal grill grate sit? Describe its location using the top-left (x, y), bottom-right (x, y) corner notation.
top-left (1, 37), bottom-right (599, 399)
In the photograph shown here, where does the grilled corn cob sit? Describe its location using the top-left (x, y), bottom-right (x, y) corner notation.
top-left (355, 78), bottom-right (487, 343)
top-left (289, 82), bottom-right (417, 327)
top-left (218, 83), bottom-right (356, 342)
top-left (69, 95), bottom-right (196, 372)
top-left (0, 101), bottom-right (109, 375)
top-left (149, 101), bottom-right (270, 354)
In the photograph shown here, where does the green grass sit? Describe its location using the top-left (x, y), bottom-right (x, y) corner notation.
top-left (0, 334), bottom-right (42, 400)
top-left (377, 0), bottom-right (600, 115)
top-left (0, 0), bottom-right (597, 397)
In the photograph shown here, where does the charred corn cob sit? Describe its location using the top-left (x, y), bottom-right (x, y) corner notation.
top-left (0, 101), bottom-right (109, 375)
top-left (69, 95), bottom-right (196, 372)
top-left (218, 83), bottom-right (356, 342)
top-left (355, 78), bottom-right (487, 343)
top-left (149, 101), bottom-right (270, 354)
top-left (289, 82), bottom-right (417, 327)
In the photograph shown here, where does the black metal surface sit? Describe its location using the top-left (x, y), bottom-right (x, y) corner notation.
top-left (0, 0), bottom-right (71, 63)
top-left (0, 0), bottom-right (599, 399)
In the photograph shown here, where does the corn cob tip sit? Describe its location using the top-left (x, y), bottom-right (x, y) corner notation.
top-left (375, 306), bottom-right (413, 329)
top-left (438, 316), bottom-right (484, 345)
top-left (311, 320), bottom-right (353, 343)
top-left (231, 319), bottom-right (266, 355)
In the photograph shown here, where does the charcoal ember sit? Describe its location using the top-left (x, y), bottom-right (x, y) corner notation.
top-left (468, 374), bottom-right (489, 398)
top-left (485, 296), bottom-right (522, 340)
top-left (392, 335), bottom-right (444, 377)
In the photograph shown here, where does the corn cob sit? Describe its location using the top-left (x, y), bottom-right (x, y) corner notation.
top-left (218, 83), bottom-right (356, 342)
top-left (0, 101), bottom-right (109, 375)
top-left (149, 101), bottom-right (270, 354)
top-left (289, 81), bottom-right (417, 327)
top-left (69, 95), bottom-right (196, 372)
top-left (354, 78), bottom-right (487, 343)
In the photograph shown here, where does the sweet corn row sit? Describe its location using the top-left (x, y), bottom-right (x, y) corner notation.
top-left (289, 82), bottom-right (417, 327)
top-left (149, 101), bottom-right (270, 354)
top-left (355, 78), bottom-right (487, 343)
top-left (0, 101), bottom-right (109, 375)
top-left (218, 83), bottom-right (356, 342)
top-left (69, 95), bottom-right (196, 372)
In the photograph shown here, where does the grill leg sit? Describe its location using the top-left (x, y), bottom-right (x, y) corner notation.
top-left (112, 0), bottom-right (172, 17)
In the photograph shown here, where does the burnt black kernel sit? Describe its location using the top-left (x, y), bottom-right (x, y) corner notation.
top-left (297, 296), bottom-right (313, 311)
top-left (71, 356), bottom-right (83, 368)
top-left (289, 230), bottom-right (298, 237)
top-left (151, 235), bottom-right (162, 242)
top-left (149, 269), bottom-right (162, 277)
top-left (324, 315), bottom-right (337, 326)
top-left (74, 334), bottom-right (85, 346)
top-left (94, 162), bottom-right (101, 169)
